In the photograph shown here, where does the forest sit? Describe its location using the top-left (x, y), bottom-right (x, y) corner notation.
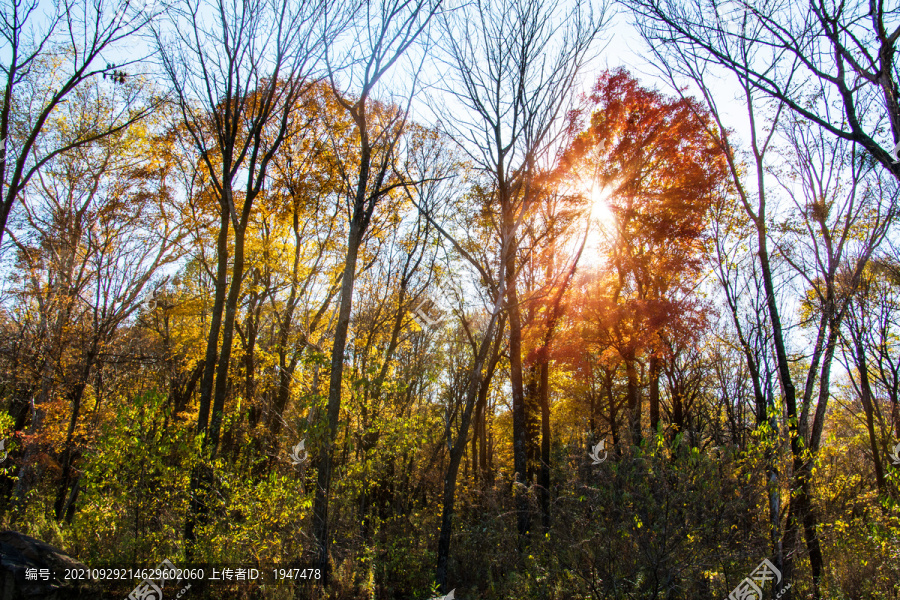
top-left (0, 0), bottom-right (899, 598)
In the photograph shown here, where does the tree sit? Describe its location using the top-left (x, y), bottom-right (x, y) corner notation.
top-left (0, 0), bottom-right (158, 250)
top-left (626, 0), bottom-right (900, 179)
top-left (559, 68), bottom-right (725, 445)
top-left (437, 0), bottom-right (609, 544)
top-left (640, 28), bottom-right (899, 595)
top-left (518, 177), bottom-right (589, 528)
top-left (237, 81), bottom-right (346, 454)
top-left (3, 95), bottom-right (183, 515)
top-left (310, 0), bottom-right (441, 581)
top-left (856, 257), bottom-right (900, 441)
top-left (839, 257), bottom-right (900, 496)
top-left (155, 0), bottom-right (327, 552)
top-left (403, 151), bottom-right (515, 590)
top-left (771, 121), bottom-right (896, 599)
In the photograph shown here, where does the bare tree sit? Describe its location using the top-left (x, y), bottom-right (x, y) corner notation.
top-left (407, 205), bottom-right (508, 590)
top-left (841, 271), bottom-right (887, 494)
top-left (775, 124), bottom-right (897, 597)
top-left (435, 0), bottom-right (609, 542)
top-left (626, 0), bottom-right (900, 178)
top-left (399, 128), bottom-right (516, 589)
top-left (839, 258), bottom-right (900, 495)
top-left (0, 0), bottom-right (160, 250)
top-left (644, 31), bottom-right (898, 597)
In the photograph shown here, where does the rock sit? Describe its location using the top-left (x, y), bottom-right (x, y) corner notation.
top-left (0, 531), bottom-right (100, 599)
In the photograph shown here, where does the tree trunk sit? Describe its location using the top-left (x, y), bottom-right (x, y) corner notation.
top-left (312, 215), bottom-right (363, 582)
top-left (649, 354), bottom-right (660, 435)
top-left (605, 367), bottom-right (618, 448)
top-left (53, 348), bottom-right (97, 521)
top-left (476, 334), bottom-right (503, 483)
top-left (193, 219), bottom-right (249, 546)
top-left (538, 360), bottom-right (551, 530)
top-left (673, 394), bottom-right (685, 441)
top-left (173, 360), bottom-right (204, 416)
top-left (436, 310), bottom-right (504, 590)
top-left (208, 222), bottom-right (248, 453)
top-left (185, 201), bottom-right (233, 556)
top-left (524, 366), bottom-right (540, 481)
top-left (625, 359), bottom-right (642, 446)
top-left (507, 256), bottom-right (530, 539)
top-left (757, 236), bottom-right (812, 600)
top-left (196, 205), bottom-right (230, 437)
top-left (472, 384), bottom-right (481, 484)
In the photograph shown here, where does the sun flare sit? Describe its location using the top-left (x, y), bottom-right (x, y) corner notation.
top-left (573, 182), bottom-right (616, 266)
top-left (589, 184), bottom-right (615, 232)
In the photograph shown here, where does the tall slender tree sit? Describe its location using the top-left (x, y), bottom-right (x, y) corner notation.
top-left (311, 0), bottom-right (441, 581)
top-left (154, 0), bottom-right (328, 552)
top-left (437, 0), bottom-right (609, 541)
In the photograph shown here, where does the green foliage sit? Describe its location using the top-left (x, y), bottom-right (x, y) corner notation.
top-left (70, 390), bottom-right (192, 563)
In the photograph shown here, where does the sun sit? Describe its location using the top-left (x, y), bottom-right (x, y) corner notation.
top-left (588, 184), bottom-right (615, 233)
top-left (579, 183), bottom-right (615, 261)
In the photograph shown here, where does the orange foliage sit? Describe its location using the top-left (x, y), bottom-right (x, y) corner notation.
top-left (559, 68), bottom-right (727, 367)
